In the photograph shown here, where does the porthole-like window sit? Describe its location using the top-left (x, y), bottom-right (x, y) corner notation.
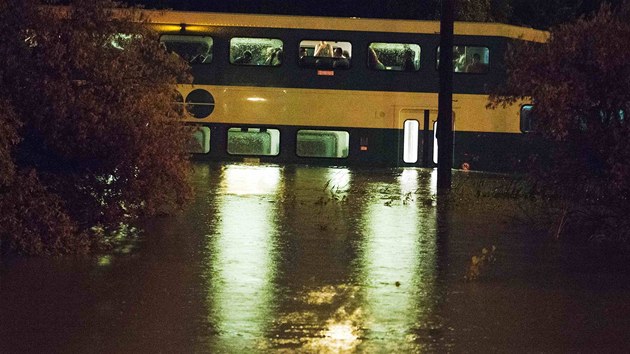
top-left (185, 89), bottom-right (215, 118)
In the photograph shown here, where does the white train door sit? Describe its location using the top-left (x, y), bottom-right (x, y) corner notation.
top-left (397, 108), bottom-right (438, 167)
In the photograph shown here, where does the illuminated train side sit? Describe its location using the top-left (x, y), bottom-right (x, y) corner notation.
top-left (150, 11), bottom-right (547, 171)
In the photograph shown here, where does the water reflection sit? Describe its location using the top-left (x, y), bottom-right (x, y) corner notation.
top-left (205, 164), bottom-right (283, 351)
top-left (3, 163), bottom-right (630, 353)
top-left (201, 165), bottom-right (445, 352)
top-left (357, 168), bottom-right (440, 351)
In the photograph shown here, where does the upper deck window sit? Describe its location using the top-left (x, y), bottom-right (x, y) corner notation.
top-left (160, 35), bottom-right (213, 64)
top-left (298, 40), bottom-right (352, 70)
top-left (229, 37), bottom-right (284, 66)
top-left (437, 46), bottom-right (490, 73)
top-left (368, 42), bottom-right (421, 71)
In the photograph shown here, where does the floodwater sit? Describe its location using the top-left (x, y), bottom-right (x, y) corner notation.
top-left (2, 162), bottom-right (630, 353)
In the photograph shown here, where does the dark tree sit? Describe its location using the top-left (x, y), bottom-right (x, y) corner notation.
top-left (0, 0), bottom-right (193, 255)
top-left (490, 3), bottom-right (630, 242)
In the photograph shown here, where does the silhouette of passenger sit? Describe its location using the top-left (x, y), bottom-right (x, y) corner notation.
top-left (368, 47), bottom-right (385, 70)
top-left (402, 50), bottom-right (416, 71)
top-left (233, 50), bottom-right (252, 64)
top-left (465, 53), bottom-right (488, 73)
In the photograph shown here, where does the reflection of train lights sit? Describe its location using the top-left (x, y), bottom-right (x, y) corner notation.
top-left (205, 164), bottom-right (282, 348)
top-left (325, 168), bottom-right (352, 193)
top-left (220, 164), bottom-right (282, 195)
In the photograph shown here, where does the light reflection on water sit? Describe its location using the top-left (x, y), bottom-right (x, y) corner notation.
top-left (3, 162), bottom-right (630, 353)
top-left (203, 164), bottom-right (443, 352)
top-left (206, 164), bottom-right (282, 351)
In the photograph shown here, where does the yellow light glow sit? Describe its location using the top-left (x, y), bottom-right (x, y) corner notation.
top-left (150, 23), bottom-right (211, 33)
top-left (246, 97), bottom-right (267, 102)
top-left (220, 164), bottom-right (282, 195)
top-left (205, 163), bottom-right (282, 351)
top-left (326, 322), bottom-right (358, 342)
top-left (325, 168), bottom-right (352, 193)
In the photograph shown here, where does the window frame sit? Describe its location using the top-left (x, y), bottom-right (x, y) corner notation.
top-left (298, 39), bottom-right (353, 70)
top-left (159, 34), bottom-right (214, 64)
top-left (367, 42), bottom-right (422, 72)
top-left (296, 129), bottom-right (350, 159)
top-left (436, 45), bottom-right (491, 74)
top-left (229, 37), bottom-right (284, 67)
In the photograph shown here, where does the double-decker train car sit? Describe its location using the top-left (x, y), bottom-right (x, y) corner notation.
top-left (148, 10), bottom-right (547, 171)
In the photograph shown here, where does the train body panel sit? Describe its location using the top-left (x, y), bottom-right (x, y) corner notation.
top-left (152, 10), bottom-right (546, 172)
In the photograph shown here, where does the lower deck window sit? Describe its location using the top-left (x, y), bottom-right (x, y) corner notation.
top-left (296, 130), bottom-right (349, 158)
top-left (227, 128), bottom-right (280, 156)
top-left (188, 126), bottom-right (211, 154)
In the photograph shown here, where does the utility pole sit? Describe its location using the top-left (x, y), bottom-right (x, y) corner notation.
top-left (437, 0), bottom-right (454, 190)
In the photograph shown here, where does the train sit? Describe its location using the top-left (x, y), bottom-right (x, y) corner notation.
top-left (147, 10), bottom-right (547, 172)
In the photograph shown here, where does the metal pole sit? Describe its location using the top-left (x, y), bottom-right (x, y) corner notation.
top-left (437, 0), bottom-right (454, 190)
top-left (422, 109), bottom-right (430, 167)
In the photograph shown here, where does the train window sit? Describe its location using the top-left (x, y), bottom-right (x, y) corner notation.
top-left (110, 33), bottom-right (141, 50)
top-left (520, 105), bottom-right (534, 133)
top-left (160, 35), bottom-right (213, 64)
top-left (437, 46), bottom-right (490, 73)
top-left (296, 130), bottom-right (349, 158)
top-left (229, 38), bottom-right (283, 66)
top-left (298, 40), bottom-right (352, 70)
top-left (188, 126), bottom-right (211, 154)
top-left (368, 43), bottom-right (420, 71)
top-left (227, 128), bottom-right (280, 156)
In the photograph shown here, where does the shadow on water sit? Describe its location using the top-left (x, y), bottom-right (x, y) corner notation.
top-left (2, 162), bottom-right (630, 353)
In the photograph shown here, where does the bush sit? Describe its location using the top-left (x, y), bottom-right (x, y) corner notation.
top-left (0, 0), bottom-right (193, 255)
top-left (490, 3), bottom-right (630, 244)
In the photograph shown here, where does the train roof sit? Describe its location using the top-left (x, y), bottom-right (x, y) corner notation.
top-left (145, 10), bottom-right (549, 43)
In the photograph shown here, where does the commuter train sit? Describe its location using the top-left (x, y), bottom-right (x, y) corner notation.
top-left (147, 10), bottom-right (547, 171)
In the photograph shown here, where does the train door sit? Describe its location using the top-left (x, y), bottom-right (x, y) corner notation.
top-left (397, 108), bottom-right (438, 167)
top-left (432, 111), bottom-right (456, 167)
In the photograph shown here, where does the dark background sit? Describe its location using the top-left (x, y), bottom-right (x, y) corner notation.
top-left (119, 0), bottom-right (623, 28)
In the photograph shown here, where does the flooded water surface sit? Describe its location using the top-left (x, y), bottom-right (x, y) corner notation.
top-left (2, 162), bottom-right (630, 353)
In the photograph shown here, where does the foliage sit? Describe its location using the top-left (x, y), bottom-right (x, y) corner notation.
top-left (509, 0), bottom-right (583, 29)
top-left (0, 0), bottom-right (193, 255)
top-left (465, 245), bottom-right (497, 280)
top-left (456, 0), bottom-right (512, 23)
top-left (0, 100), bottom-right (20, 187)
top-left (489, 3), bottom-right (630, 243)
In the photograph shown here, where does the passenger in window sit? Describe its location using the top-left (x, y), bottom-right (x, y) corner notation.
top-left (273, 49), bottom-right (283, 65)
top-left (233, 50), bottom-right (252, 64)
top-left (465, 53), bottom-right (488, 73)
top-left (264, 47), bottom-right (283, 66)
top-left (299, 47), bottom-right (308, 58)
top-left (402, 50), bottom-right (416, 71)
top-left (453, 47), bottom-right (466, 72)
top-left (333, 47), bottom-right (346, 58)
top-left (190, 43), bottom-right (210, 64)
top-left (314, 41), bottom-right (333, 57)
top-left (368, 47), bottom-right (385, 70)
